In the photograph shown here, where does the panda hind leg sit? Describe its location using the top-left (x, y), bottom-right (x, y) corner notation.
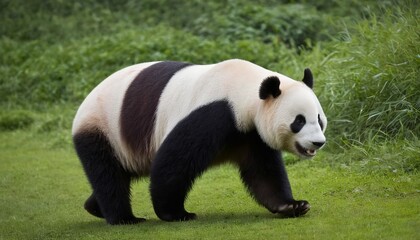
top-left (73, 130), bottom-right (145, 225)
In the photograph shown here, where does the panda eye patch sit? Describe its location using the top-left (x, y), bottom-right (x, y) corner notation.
top-left (318, 114), bottom-right (324, 130)
top-left (291, 114), bottom-right (306, 133)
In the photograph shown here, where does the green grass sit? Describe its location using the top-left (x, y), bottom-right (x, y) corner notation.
top-left (0, 132), bottom-right (418, 239)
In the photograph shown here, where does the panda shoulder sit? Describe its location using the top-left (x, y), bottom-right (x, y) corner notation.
top-left (210, 59), bottom-right (271, 78)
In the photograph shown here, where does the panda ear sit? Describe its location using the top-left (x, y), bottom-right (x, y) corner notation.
top-left (302, 68), bottom-right (313, 89)
top-left (259, 76), bottom-right (281, 100)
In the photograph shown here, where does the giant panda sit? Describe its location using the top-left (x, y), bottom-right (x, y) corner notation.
top-left (72, 59), bottom-right (327, 225)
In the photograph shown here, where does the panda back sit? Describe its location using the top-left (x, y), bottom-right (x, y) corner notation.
top-left (153, 59), bottom-right (275, 148)
top-left (73, 59), bottom-right (281, 174)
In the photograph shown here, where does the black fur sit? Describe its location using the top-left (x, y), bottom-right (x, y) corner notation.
top-left (150, 100), bottom-right (308, 221)
top-left (259, 76), bottom-right (281, 99)
top-left (290, 114), bottom-right (306, 133)
top-left (239, 130), bottom-right (310, 217)
top-left (150, 100), bottom-right (239, 221)
top-left (73, 130), bottom-right (145, 225)
top-left (318, 114), bottom-right (324, 130)
top-left (121, 61), bottom-right (192, 159)
top-left (302, 68), bottom-right (313, 89)
top-left (74, 100), bottom-right (309, 224)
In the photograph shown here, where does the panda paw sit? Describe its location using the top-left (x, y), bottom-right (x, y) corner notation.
top-left (158, 211), bottom-right (197, 222)
top-left (84, 195), bottom-right (104, 218)
top-left (277, 200), bottom-right (310, 217)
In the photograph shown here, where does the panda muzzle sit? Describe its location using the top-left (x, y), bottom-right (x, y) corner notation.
top-left (295, 142), bottom-right (317, 157)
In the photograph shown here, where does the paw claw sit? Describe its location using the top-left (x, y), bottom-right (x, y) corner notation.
top-left (277, 200), bottom-right (310, 217)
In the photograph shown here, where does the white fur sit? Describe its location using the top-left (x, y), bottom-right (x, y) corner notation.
top-left (255, 83), bottom-right (327, 157)
top-left (153, 59), bottom-right (277, 148)
top-left (73, 59), bottom-right (327, 173)
top-left (153, 59), bottom-right (327, 157)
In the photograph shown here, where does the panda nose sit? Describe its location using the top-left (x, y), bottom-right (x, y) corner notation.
top-left (312, 141), bottom-right (325, 148)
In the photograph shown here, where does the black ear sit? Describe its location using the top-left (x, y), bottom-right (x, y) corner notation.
top-left (259, 76), bottom-right (281, 100)
top-left (302, 68), bottom-right (313, 89)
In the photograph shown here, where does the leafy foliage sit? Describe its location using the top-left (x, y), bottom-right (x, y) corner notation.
top-left (317, 5), bottom-right (420, 143)
top-left (0, 0), bottom-right (337, 45)
top-left (1, 0), bottom-right (419, 152)
top-left (0, 110), bottom-right (34, 131)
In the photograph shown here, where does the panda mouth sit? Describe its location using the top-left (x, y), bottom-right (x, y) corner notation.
top-left (295, 142), bottom-right (317, 157)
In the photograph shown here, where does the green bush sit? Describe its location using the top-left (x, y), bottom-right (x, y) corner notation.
top-left (0, 110), bottom-right (34, 131)
top-left (317, 5), bottom-right (420, 143)
top-left (173, 3), bottom-right (330, 46)
top-left (1, 26), bottom-right (300, 106)
top-left (1, 0), bottom-right (418, 147)
top-left (0, 0), bottom-right (360, 47)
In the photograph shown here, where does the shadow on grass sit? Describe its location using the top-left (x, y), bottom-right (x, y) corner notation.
top-left (69, 211), bottom-right (307, 230)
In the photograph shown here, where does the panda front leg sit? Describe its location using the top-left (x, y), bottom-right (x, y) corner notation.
top-left (150, 141), bottom-right (199, 222)
top-left (150, 130), bottom-right (207, 222)
top-left (238, 132), bottom-right (310, 217)
top-left (150, 101), bottom-right (238, 221)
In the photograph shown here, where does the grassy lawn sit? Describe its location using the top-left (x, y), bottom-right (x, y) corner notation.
top-left (1, 131), bottom-right (418, 239)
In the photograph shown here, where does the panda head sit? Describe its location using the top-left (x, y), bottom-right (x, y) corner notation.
top-left (255, 68), bottom-right (327, 158)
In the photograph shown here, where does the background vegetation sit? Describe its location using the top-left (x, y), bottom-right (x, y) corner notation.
top-left (0, 0), bottom-right (418, 239)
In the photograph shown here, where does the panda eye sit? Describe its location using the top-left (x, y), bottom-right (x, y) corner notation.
top-left (295, 115), bottom-right (305, 125)
top-left (291, 114), bottom-right (306, 133)
top-left (318, 114), bottom-right (324, 130)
